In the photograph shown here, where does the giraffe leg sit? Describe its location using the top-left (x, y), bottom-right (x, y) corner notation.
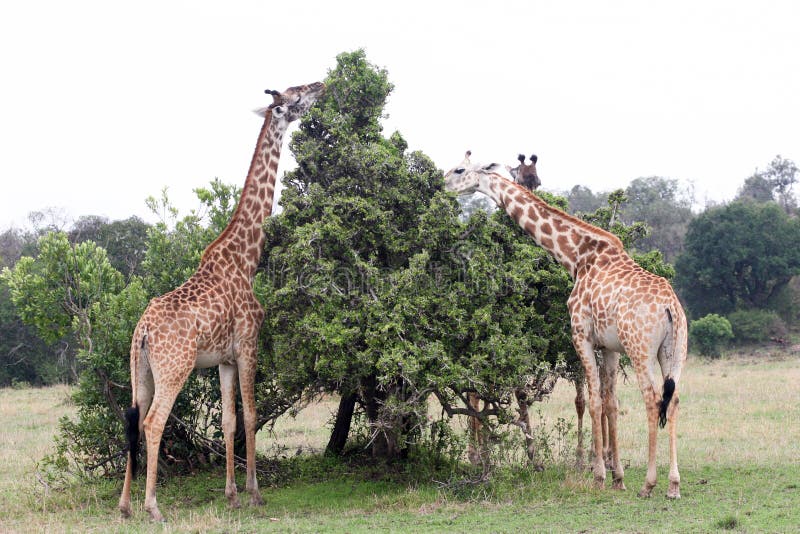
top-left (573, 338), bottom-right (605, 488)
top-left (599, 366), bottom-right (610, 468)
top-left (600, 350), bottom-right (625, 490)
top-left (666, 393), bottom-right (681, 499)
top-left (466, 392), bottom-right (484, 466)
top-left (119, 359), bottom-right (154, 518)
top-left (574, 377), bottom-right (586, 470)
top-left (631, 366), bottom-right (660, 498)
top-left (219, 363), bottom-right (241, 508)
top-left (236, 346), bottom-right (263, 506)
top-left (514, 389), bottom-right (537, 466)
top-left (142, 376), bottom-right (188, 522)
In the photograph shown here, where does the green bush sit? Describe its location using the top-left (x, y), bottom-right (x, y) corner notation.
top-left (727, 309), bottom-right (787, 344)
top-left (689, 314), bottom-right (733, 357)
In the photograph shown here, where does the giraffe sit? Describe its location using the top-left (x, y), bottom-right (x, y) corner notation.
top-left (507, 153), bottom-right (541, 191)
top-left (469, 152), bottom-right (599, 471)
top-left (445, 152), bottom-right (687, 498)
top-left (118, 81), bottom-right (325, 521)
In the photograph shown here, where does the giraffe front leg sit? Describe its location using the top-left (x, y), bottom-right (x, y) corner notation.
top-left (572, 338), bottom-right (605, 488)
top-left (237, 342), bottom-right (263, 506)
top-left (219, 364), bottom-right (241, 509)
top-left (666, 394), bottom-right (681, 499)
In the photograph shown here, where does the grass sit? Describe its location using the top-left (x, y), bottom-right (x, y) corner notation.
top-left (1, 353), bottom-right (799, 533)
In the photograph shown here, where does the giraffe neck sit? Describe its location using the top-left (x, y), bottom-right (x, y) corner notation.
top-left (478, 174), bottom-right (623, 278)
top-left (201, 110), bottom-right (284, 280)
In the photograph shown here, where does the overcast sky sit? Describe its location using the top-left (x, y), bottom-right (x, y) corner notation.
top-left (1, 0), bottom-right (798, 230)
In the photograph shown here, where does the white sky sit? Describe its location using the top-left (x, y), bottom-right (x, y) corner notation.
top-left (1, 0), bottom-right (798, 229)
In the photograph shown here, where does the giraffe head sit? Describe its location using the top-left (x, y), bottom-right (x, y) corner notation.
top-left (258, 81), bottom-right (325, 125)
top-left (444, 150), bottom-right (510, 195)
top-left (507, 154), bottom-right (541, 191)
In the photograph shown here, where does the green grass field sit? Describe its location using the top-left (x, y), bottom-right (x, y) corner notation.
top-left (1, 353), bottom-right (799, 533)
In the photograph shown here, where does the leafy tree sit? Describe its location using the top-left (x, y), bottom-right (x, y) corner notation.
top-left (737, 173), bottom-right (774, 203)
top-left (621, 176), bottom-right (694, 262)
top-left (737, 155), bottom-right (800, 214)
top-left (675, 201), bottom-right (800, 318)
top-left (565, 185), bottom-right (608, 215)
top-left (69, 215), bottom-right (151, 278)
top-left (3, 232), bottom-right (126, 382)
top-left (0, 228), bottom-right (54, 386)
top-left (259, 51), bottom-right (577, 461)
top-left (689, 314), bottom-right (733, 357)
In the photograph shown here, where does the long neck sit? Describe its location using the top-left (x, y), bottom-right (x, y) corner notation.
top-left (202, 110), bottom-right (284, 279)
top-left (478, 174), bottom-right (623, 278)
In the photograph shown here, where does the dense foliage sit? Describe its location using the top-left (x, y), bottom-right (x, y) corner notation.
top-left (675, 201), bottom-right (800, 318)
top-left (258, 50), bottom-right (576, 459)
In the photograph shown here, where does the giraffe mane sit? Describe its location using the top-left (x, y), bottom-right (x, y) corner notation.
top-left (490, 171), bottom-right (624, 251)
top-left (202, 107), bottom-right (275, 260)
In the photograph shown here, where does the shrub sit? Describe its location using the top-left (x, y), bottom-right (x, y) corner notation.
top-left (727, 309), bottom-right (787, 344)
top-left (689, 314), bottom-right (733, 357)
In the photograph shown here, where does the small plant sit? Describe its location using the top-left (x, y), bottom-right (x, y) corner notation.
top-left (689, 314), bottom-right (733, 357)
top-left (714, 514), bottom-right (739, 530)
top-left (11, 378), bottom-right (31, 390)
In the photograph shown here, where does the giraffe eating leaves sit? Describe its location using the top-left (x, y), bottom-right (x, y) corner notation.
top-left (444, 152), bottom-right (687, 498)
top-left (118, 82), bottom-right (324, 521)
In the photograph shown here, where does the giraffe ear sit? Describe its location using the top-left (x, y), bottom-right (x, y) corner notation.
top-left (253, 107), bottom-right (269, 118)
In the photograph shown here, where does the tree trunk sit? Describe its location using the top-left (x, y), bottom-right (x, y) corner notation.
top-left (361, 375), bottom-right (395, 459)
top-left (326, 393), bottom-right (357, 455)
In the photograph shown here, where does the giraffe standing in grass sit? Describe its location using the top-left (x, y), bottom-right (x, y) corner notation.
top-left (474, 152), bottom-right (595, 470)
top-left (118, 82), bottom-right (325, 521)
top-left (445, 152), bottom-right (687, 498)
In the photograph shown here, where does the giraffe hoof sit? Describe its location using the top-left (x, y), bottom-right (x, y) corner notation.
top-left (612, 479), bottom-right (626, 491)
top-left (147, 508), bottom-right (165, 522)
top-left (667, 481), bottom-right (681, 499)
top-left (638, 487), bottom-right (653, 498)
top-left (593, 476), bottom-right (606, 490)
top-left (250, 492), bottom-right (264, 506)
top-left (228, 495), bottom-right (241, 509)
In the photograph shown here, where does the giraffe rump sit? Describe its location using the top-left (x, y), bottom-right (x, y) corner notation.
top-left (125, 405), bottom-right (140, 477)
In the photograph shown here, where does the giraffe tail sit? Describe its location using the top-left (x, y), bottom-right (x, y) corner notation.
top-left (658, 305), bottom-right (685, 428)
top-left (125, 325), bottom-right (147, 477)
top-left (658, 378), bottom-right (675, 428)
top-left (125, 406), bottom-right (140, 477)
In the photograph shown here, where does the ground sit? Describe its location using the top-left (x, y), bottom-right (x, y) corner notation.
top-left (1, 352), bottom-right (798, 533)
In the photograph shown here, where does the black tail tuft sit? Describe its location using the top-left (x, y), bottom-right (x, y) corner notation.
top-left (125, 406), bottom-right (140, 478)
top-left (658, 378), bottom-right (676, 428)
